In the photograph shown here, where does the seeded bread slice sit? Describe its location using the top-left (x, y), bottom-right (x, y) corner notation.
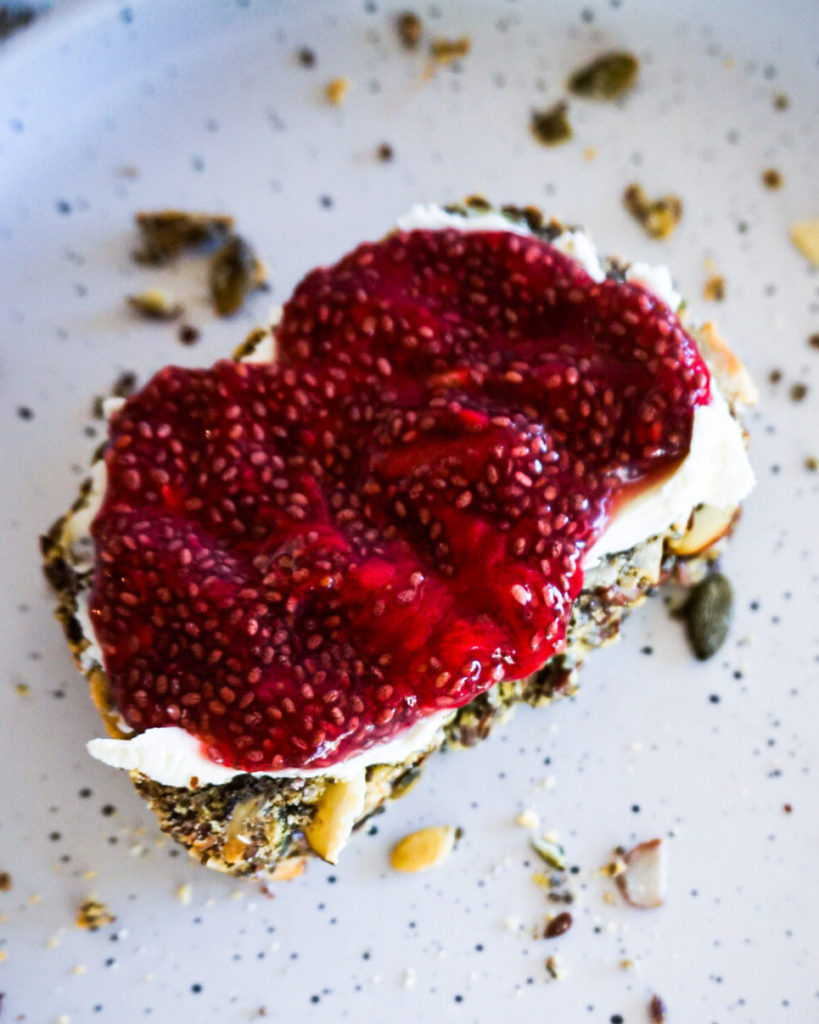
top-left (41, 201), bottom-right (754, 878)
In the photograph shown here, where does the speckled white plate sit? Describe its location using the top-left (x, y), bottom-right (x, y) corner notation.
top-left (1, 1), bottom-right (818, 1021)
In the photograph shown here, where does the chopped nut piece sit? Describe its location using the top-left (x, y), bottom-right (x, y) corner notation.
top-left (376, 142), bottom-right (394, 162)
top-left (209, 236), bottom-right (266, 317)
top-left (804, 457), bottom-right (818, 472)
top-left (790, 219), bottom-right (819, 266)
top-left (790, 382), bottom-right (808, 402)
top-left (0, 871), bottom-right (10, 891)
top-left (624, 184), bottom-right (683, 240)
top-left (809, 333), bottom-right (819, 350)
top-left (545, 953), bottom-right (568, 980)
top-left (531, 837), bottom-right (567, 870)
top-left (773, 92), bottom-right (789, 110)
top-left (304, 773), bottom-right (367, 864)
top-left (430, 36), bottom-right (471, 65)
top-left (127, 289), bottom-right (183, 321)
top-left (75, 897), bottom-right (115, 931)
top-left (649, 993), bottom-right (668, 1022)
top-left (703, 274), bottom-right (726, 301)
top-left (568, 51), bottom-right (639, 100)
top-left (685, 573), bottom-right (732, 660)
top-left (615, 838), bottom-right (667, 908)
top-left (544, 911), bottom-right (573, 938)
top-left (768, 368), bottom-right (782, 384)
top-left (530, 102), bottom-right (573, 146)
top-left (598, 857), bottom-right (627, 878)
top-left (390, 825), bottom-right (457, 872)
top-left (133, 210), bottom-right (234, 265)
top-left (396, 11), bottom-right (422, 50)
top-left (324, 77), bottom-right (350, 106)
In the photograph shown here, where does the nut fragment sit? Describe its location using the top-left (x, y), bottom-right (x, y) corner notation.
top-left (531, 836), bottom-right (567, 870)
top-left (530, 102), bottom-right (573, 147)
top-left (390, 825), bottom-right (457, 872)
top-left (568, 52), bottom-right (639, 100)
top-left (685, 573), bottom-right (733, 660)
top-left (703, 274), bottom-right (726, 301)
top-left (133, 210), bottom-right (234, 265)
top-left (615, 838), bottom-right (666, 908)
top-left (624, 184), bottom-right (682, 240)
top-left (429, 36), bottom-right (471, 65)
top-left (304, 772), bottom-right (367, 865)
top-left (790, 219), bottom-right (819, 266)
top-left (75, 897), bottom-right (115, 931)
top-left (649, 994), bottom-right (668, 1023)
top-left (127, 289), bottom-right (183, 321)
top-left (396, 11), bottom-right (422, 50)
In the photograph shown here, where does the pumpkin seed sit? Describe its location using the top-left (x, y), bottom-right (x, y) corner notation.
top-left (209, 236), bottom-right (266, 317)
top-left (530, 101), bottom-right (573, 146)
top-left (531, 836), bottom-right (567, 870)
top-left (567, 51), bottom-right (639, 100)
top-left (390, 825), bottom-right (457, 872)
top-left (685, 573), bottom-right (733, 660)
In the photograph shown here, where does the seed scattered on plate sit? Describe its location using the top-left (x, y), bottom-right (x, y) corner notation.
top-left (789, 219), bottom-right (819, 266)
top-left (390, 825), bottom-right (458, 872)
top-left (615, 838), bottom-right (667, 908)
top-left (530, 101), bottom-right (573, 146)
top-left (127, 289), bottom-right (183, 321)
top-left (773, 92), bottom-right (789, 110)
top-left (761, 167), bottom-right (783, 190)
top-left (376, 142), bottom-right (394, 162)
top-left (429, 36), bottom-right (471, 65)
top-left (396, 11), bottom-right (422, 50)
top-left (0, 871), bottom-right (11, 891)
top-left (804, 457), bottom-right (818, 472)
top-left (790, 382), bottom-right (808, 402)
top-left (209, 236), bottom-right (267, 317)
top-left (703, 274), bottom-right (726, 301)
top-left (649, 993), bottom-right (668, 1022)
top-left (75, 897), bottom-right (115, 931)
top-left (296, 47), bottom-right (316, 68)
top-left (567, 51), bottom-right (639, 100)
top-left (324, 77), bottom-right (350, 106)
top-left (624, 184), bottom-right (683, 239)
top-left (685, 573), bottom-right (733, 660)
top-left (544, 911), bottom-right (573, 938)
top-left (133, 210), bottom-right (234, 265)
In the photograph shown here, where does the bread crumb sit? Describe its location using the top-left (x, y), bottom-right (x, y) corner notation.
top-left (430, 36), bottom-right (471, 65)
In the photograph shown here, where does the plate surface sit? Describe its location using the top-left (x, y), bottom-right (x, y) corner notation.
top-left (1, 1), bottom-right (818, 1021)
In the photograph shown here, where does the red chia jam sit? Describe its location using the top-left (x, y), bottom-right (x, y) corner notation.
top-left (89, 228), bottom-right (710, 771)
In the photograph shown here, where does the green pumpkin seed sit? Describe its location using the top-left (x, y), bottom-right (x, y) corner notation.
top-left (567, 52), bottom-right (639, 100)
top-left (531, 836), bottom-right (567, 870)
top-left (686, 573), bottom-right (733, 660)
top-left (209, 236), bottom-right (266, 317)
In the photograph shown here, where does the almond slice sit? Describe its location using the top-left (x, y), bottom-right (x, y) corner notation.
top-left (667, 504), bottom-right (738, 557)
